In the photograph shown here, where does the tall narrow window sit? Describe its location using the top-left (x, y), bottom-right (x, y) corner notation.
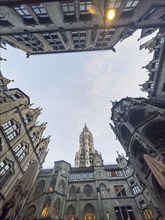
top-left (52, 198), bottom-right (61, 219)
top-left (41, 197), bottom-right (51, 218)
top-left (33, 179), bottom-right (45, 198)
top-left (84, 204), bottom-right (96, 220)
top-left (84, 185), bottom-right (93, 197)
top-left (23, 113), bottom-right (32, 124)
top-left (58, 179), bottom-right (65, 194)
top-left (13, 142), bottom-right (29, 162)
top-left (115, 206), bottom-right (136, 220)
top-left (114, 185), bottom-right (126, 197)
top-left (24, 205), bottom-right (36, 220)
top-left (30, 131), bottom-right (38, 142)
top-left (69, 185), bottom-right (76, 198)
top-left (66, 205), bottom-right (75, 220)
top-left (48, 178), bottom-right (56, 192)
top-left (0, 158), bottom-right (14, 188)
top-left (2, 120), bottom-right (20, 141)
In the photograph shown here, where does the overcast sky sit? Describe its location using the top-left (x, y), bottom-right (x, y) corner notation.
top-left (1, 30), bottom-right (154, 168)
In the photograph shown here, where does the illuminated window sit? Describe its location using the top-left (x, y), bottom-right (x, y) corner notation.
top-left (66, 205), bottom-right (75, 220)
top-left (143, 209), bottom-right (154, 220)
top-left (48, 178), bottom-right (56, 192)
top-left (33, 180), bottom-right (45, 197)
top-left (2, 120), bottom-right (20, 141)
top-left (114, 185), bottom-right (126, 197)
top-left (31, 4), bottom-right (48, 17)
top-left (84, 204), bottom-right (96, 220)
top-left (13, 142), bottom-right (29, 162)
top-left (0, 158), bottom-right (14, 188)
top-left (41, 204), bottom-right (50, 217)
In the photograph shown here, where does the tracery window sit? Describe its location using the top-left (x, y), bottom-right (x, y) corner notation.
top-left (52, 198), bottom-right (61, 219)
top-left (114, 185), bottom-right (126, 197)
top-left (84, 204), bottom-right (96, 220)
top-left (143, 209), bottom-right (155, 220)
top-left (2, 120), bottom-right (20, 141)
top-left (33, 179), bottom-right (45, 197)
top-left (41, 197), bottom-right (51, 218)
top-left (13, 142), bottom-right (29, 162)
top-left (24, 205), bottom-right (36, 220)
top-left (84, 185), bottom-right (93, 197)
top-left (66, 205), bottom-right (75, 220)
top-left (69, 185), bottom-right (76, 198)
top-left (0, 158), bottom-right (14, 188)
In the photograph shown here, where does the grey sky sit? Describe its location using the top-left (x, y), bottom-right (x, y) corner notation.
top-left (1, 30), bottom-right (154, 168)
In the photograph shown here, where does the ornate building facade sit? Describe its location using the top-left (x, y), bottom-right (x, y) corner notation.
top-left (0, 0), bottom-right (165, 56)
top-left (110, 97), bottom-right (165, 218)
top-left (140, 28), bottom-right (165, 101)
top-left (17, 125), bottom-right (162, 220)
top-left (0, 72), bottom-right (50, 211)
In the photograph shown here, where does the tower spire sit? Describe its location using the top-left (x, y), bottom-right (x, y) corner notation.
top-left (75, 125), bottom-right (103, 167)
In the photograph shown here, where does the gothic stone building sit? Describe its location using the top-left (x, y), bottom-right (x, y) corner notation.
top-left (110, 97), bottom-right (165, 218)
top-left (0, 0), bottom-right (165, 56)
top-left (18, 125), bottom-right (161, 220)
top-left (0, 72), bottom-right (50, 210)
top-left (140, 28), bottom-right (165, 101)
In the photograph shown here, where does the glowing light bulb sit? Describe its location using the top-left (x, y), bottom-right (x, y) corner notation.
top-left (107, 9), bottom-right (116, 21)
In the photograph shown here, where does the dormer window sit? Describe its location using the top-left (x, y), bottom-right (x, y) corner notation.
top-left (10, 93), bottom-right (22, 100)
top-left (31, 4), bottom-right (51, 23)
top-left (30, 131), bottom-right (38, 142)
top-left (1, 120), bottom-right (20, 141)
top-left (23, 113), bottom-right (32, 124)
top-left (61, 2), bottom-right (76, 22)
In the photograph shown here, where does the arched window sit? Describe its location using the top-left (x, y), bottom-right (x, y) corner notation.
top-left (84, 185), bottom-right (93, 197)
top-left (48, 178), bottom-right (56, 192)
top-left (143, 209), bottom-right (154, 220)
top-left (58, 179), bottom-right (65, 194)
top-left (0, 158), bottom-right (14, 188)
top-left (33, 179), bottom-right (45, 198)
top-left (41, 197), bottom-right (51, 218)
top-left (24, 205), bottom-right (36, 220)
top-left (84, 204), bottom-right (96, 220)
top-left (52, 198), bottom-right (61, 219)
top-left (69, 185), bottom-right (76, 198)
top-left (66, 205), bottom-right (75, 220)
